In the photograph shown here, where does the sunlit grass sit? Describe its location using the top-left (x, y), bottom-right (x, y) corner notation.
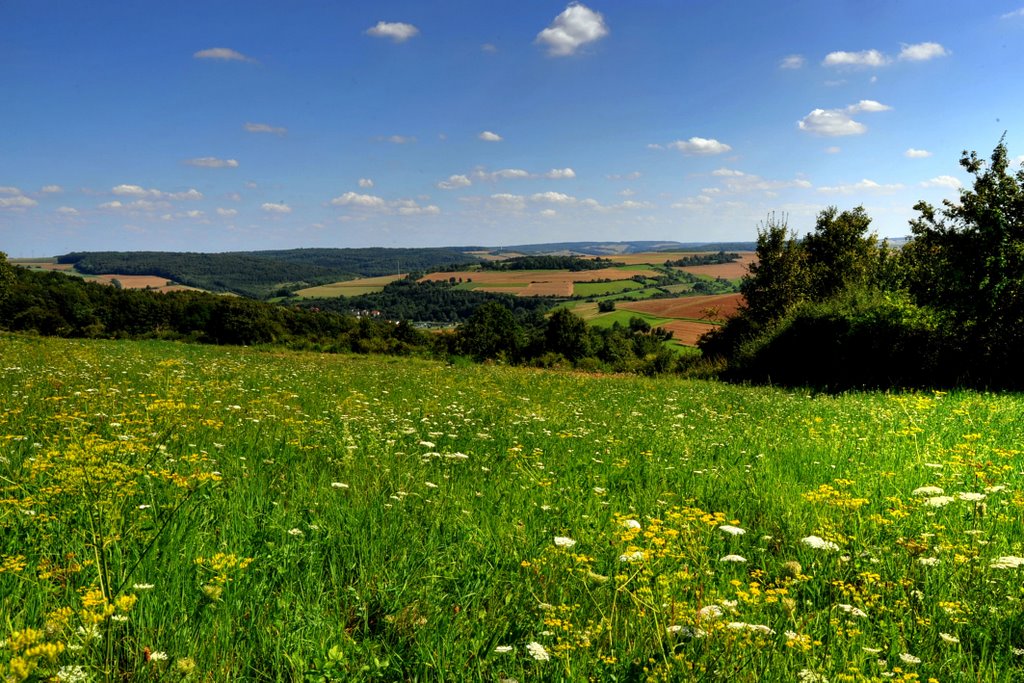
top-left (1, 334), bottom-right (1023, 681)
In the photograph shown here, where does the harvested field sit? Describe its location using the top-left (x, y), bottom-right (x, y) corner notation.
top-left (618, 293), bottom-right (743, 322)
top-left (89, 274), bottom-right (198, 292)
top-left (657, 320), bottom-right (719, 346)
top-left (297, 274), bottom-right (403, 298)
top-left (675, 252), bottom-right (756, 279)
top-left (15, 261), bottom-right (75, 271)
top-left (420, 268), bottom-right (657, 297)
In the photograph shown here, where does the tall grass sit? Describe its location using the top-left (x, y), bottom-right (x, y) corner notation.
top-left (1, 334), bottom-right (1022, 681)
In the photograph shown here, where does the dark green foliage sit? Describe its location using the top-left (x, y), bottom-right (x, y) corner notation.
top-left (457, 301), bottom-right (525, 361)
top-left (479, 255), bottom-right (624, 271)
top-left (300, 279), bottom-right (554, 323)
top-left (57, 248), bottom-right (481, 298)
top-left (664, 251), bottom-right (741, 267)
top-left (0, 252), bottom-right (14, 306)
top-left (597, 300), bottom-right (616, 312)
top-left (545, 308), bottom-right (591, 361)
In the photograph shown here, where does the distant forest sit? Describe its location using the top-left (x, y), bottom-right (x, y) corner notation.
top-left (57, 247), bottom-right (481, 298)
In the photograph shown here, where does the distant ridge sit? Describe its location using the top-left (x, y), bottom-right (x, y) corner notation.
top-left (473, 240), bottom-right (758, 255)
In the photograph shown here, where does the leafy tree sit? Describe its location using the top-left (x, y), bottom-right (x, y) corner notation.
top-left (458, 301), bottom-right (523, 361)
top-left (904, 139), bottom-right (1024, 374)
top-left (739, 213), bottom-right (806, 325)
top-left (803, 206), bottom-right (878, 300)
top-left (545, 308), bottom-right (591, 361)
top-left (0, 252), bottom-right (14, 306)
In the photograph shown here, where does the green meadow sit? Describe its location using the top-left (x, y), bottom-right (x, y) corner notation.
top-left (2, 334), bottom-right (1024, 681)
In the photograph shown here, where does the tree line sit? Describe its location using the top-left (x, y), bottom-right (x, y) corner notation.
top-left (700, 139), bottom-right (1024, 390)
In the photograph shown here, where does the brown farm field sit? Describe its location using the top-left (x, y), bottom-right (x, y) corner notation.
top-left (674, 252), bottom-right (756, 280)
top-left (296, 274), bottom-right (404, 298)
top-left (419, 267), bottom-right (659, 297)
top-left (617, 292), bottom-right (744, 322)
top-left (87, 274), bottom-right (200, 293)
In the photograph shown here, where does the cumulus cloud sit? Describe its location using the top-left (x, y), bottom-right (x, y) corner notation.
top-left (478, 130), bottom-right (503, 142)
top-left (473, 168), bottom-right (531, 182)
top-left (665, 137), bottom-right (732, 155)
top-left (358, 178), bottom-right (374, 188)
top-left (712, 168), bottom-right (745, 177)
top-left (898, 42), bottom-right (949, 62)
top-left (818, 179), bottom-right (903, 194)
top-left (365, 21), bottom-right (420, 43)
top-left (55, 206), bottom-right (79, 215)
top-left (244, 122), bottom-right (287, 136)
top-left (193, 47), bottom-right (256, 62)
top-left (111, 184), bottom-right (202, 200)
top-left (536, 2), bottom-right (609, 57)
top-left (331, 192), bottom-right (387, 208)
top-left (261, 202), bottom-right (292, 213)
top-left (437, 174), bottom-right (472, 190)
top-left (905, 148), bottom-right (932, 158)
top-left (489, 193), bottom-right (526, 209)
top-left (530, 191), bottom-right (576, 204)
top-left (823, 49), bottom-right (889, 68)
top-left (40, 184), bottom-right (63, 194)
top-left (798, 100), bottom-right (890, 136)
top-left (184, 157), bottom-right (239, 168)
top-left (182, 210), bottom-right (205, 219)
top-left (0, 193), bottom-right (37, 209)
top-left (921, 175), bottom-right (962, 190)
top-left (545, 168), bottom-right (576, 179)
top-left (779, 54), bottom-right (805, 69)
top-left (0, 186), bottom-right (21, 194)
top-left (539, 208), bottom-right (557, 217)
top-left (392, 199), bottom-right (440, 215)
top-left (380, 135), bottom-right (416, 144)
top-left (216, 207), bottom-right (238, 217)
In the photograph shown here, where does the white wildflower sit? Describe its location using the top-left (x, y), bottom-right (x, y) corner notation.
top-left (132, 583), bottom-right (155, 590)
top-left (494, 645), bottom-right (513, 653)
top-left (720, 554), bottom-right (746, 563)
top-left (912, 486), bottom-right (944, 496)
top-left (618, 550), bottom-right (644, 563)
top-left (553, 536), bottom-right (576, 548)
top-left (899, 653), bottom-right (921, 665)
top-left (837, 603), bottom-right (868, 618)
top-left (726, 622), bottom-right (775, 635)
top-left (925, 496), bottom-right (955, 507)
top-left (526, 641), bottom-right (550, 661)
top-left (797, 670), bottom-right (829, 683)
top-left (418, 440), bottom-right (435, 448)
top-left (149, 651), bottom-right (169, 661)
top-left (287, 528), bottom-right (304, 537)
top-left (622, 519), bottom-right (641, 530)
top-left (425, 481), bottom-right (438, 488)
top-left (718, 524), bottom-right (745, 536)
top-left (331, 482), bottom-right (349, 489)
top-left (957, 492), bottom-right (986, 502)
top-left (801, 535), bottom-right (840, 551)
top-left (990, 555), bottom-right (1024, 569)
top-left (862, 647), bottom-right (882, 654)
top-left (697, 604), bottom-right (723, 620)
top-left (56, 666), bottom-right (91, 683)
top-left (940, 632), bottom-right (960, 644)
top-left (918, 557), bottom-right (940, 566)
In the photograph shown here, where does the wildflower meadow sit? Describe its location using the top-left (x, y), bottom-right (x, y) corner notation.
top-left (2, 334), bottom-right (1024, 681)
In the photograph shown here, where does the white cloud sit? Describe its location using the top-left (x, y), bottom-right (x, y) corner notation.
top-left (848, 99), bottom-right (891, 113)
top-left (183, 210), bottom-right (205, 219)
top-left (331, 191), bottom-right (387, 208)
top-left (619, 188), bottom-right (636, 197)
top-left (382, 135), bottom-right (416, 144)
top-left (437, 174), bottom-right (472, 190)
top-left (545, 167), bottom-right (576, 179)
top-left (818, 179), bottom-right (903, 194)
top-left (193, 47), bottom-right (255, 62)
top-left (1001, 7), bottom-right (1024, 19)
top-left (244, 122), bottom-right (287, 136)
top-left (825, 146), bottom-right (842, 154)
top-left (473, 168), bottom-right (531, 182)
top-left (40, 184), bottom-right (63, 194)
top-left (779, 54), bottom-right (805, 69)
top-left (111, 184), bottom-right (202, 200)
top-left (261, 202), bottom-right (292, 213)
top-left (665, 137), bottom-right (732, 155)
top-left (1016, 155), bottom-right (1024, 165)
top-left (99, 199), bottom-right (166, 211)
top-left (478, 130), bottom-right (503, 142)
top-left (365, 21), bottom-right (420, 43)
top-left (489, 193), bottom-right (526, 209)
top-left (536, 3), bottom-right (609, 57)
top-left (898, 42), bottom-right (949, 62)
top-left (171, 188), bottom-right (204, 201)
top-left (530, 191), bottom-right (576, 204)
top-left (905, 148), bottom-right (932, 158)
top-left (0, 194), bottom-right (37, 208)
top-left (358, 178), bottom-right (374, 188)
top-left (393, 199), bottom-right (440, 215)
top-left (99, 200), bottom-right (123, 209)
top-left (56, 206), bottom-right (79, 215)
top-left (798, 109), bottom-right (865, 136)
top-left (606, 171), bottom-right (641, 180)
top-left (184, 157), bottom-right (239, 168)
top-left (712, 168), bottom-right (745, 177)
top-left (216, 207), bottom-right (238, 217)
top-left (921, 175), bottom-right (962, 190)
top-left (823, 49), bottom-right (889, 68)
top-left (0, 186), bottom-right (21, 194)
top-left (481, 43), bottom-right (498, 53)
top-left (539, 208), bottom-right (557, 217)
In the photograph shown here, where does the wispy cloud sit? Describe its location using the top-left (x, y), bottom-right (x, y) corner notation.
top-left (921, 175), bottom-right (962, 190)
top-left (779, 54), bottom-right (805, 69)
top-left (40, 184), bottom-right (63, 194)
top-left (1001, 7), bottom-right (1024, 19)
top-left (378, 134), bottom-right (416, 144)
top-left (478, 130), bottom-right (503, 142)
top-left (261, 202), bottom-right (292, 213)
top-left (818, 179), bottom-right (903, 194)
top-left (184, 157), bottom-right (239, 168)
top-left (536, 3), bottom-right (609, 57)
top-left (905, 148), bottom-right (932, 158)
top-left (358, 178), bottom-right (374, 188)
top-left (365, 21), bottom-right (419, 43)
top-left (244, 122), bottom-right (287, 136)
top-left (193, 47), bottom-right (256, 63)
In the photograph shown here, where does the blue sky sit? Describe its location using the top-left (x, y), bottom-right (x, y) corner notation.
top-left (2, 1), bottom-right (1024, 256)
